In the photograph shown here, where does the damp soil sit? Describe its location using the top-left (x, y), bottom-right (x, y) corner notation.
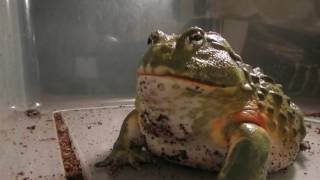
top-left (54, 113), bottom-right (84, 180)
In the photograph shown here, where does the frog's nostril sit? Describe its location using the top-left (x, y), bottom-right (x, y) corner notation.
top-left (147, 37), bottom-right (153, 45)
top-left (147, 34), bottom-right (159, 45)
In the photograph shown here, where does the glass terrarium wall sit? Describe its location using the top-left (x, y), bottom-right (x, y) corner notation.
top-left (34, 0), bottom-right (179, 96)
top-left (2, 0), bottom-right (224, 115)
top-left (0, 0), bottom-right (39, 119)
top-left (32, 0), bottom-right (320, 100)
top-left (1, 0), bottom-right (319, 115)
top-left (32, 0), bottom-right (224, 98)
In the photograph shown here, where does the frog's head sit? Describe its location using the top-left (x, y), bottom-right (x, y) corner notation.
top-left (138, 27), bottom-right (250, 89)
top-left (136, 27), bottom-right (254, 121)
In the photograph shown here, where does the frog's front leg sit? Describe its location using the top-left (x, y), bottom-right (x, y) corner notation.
top-left (218, 123), bottom-right (271, 180)
top-left (95, 109), bottom-right (153, 173)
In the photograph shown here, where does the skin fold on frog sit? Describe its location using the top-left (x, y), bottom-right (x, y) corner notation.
top-left (95, 27), bottom-right (306, 180)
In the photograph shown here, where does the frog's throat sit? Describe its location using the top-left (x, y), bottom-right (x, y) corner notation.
top-left (137, 73), bottom-right (236, 88)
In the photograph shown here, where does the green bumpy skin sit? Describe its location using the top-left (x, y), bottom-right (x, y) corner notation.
top-left (96, 27), bottom-right (306, 180)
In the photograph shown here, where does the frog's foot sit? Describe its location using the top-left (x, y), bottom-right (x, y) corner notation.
top-left (95, 110), bottom-right (154, 174)
top-left (95, 146), bottom-right (155, 174)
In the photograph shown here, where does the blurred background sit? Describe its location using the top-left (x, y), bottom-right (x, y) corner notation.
top-left (1, 0), bottom-right (319, 117)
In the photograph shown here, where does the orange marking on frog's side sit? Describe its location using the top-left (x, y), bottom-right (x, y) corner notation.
top-left (210, 109), bottom-right (268, 147)
top-left (210, 117), bottom-right (228, 147)
top-left (231, 110), bottom-right (268, 128)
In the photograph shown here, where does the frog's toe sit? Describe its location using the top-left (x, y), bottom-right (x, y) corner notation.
top-left (128, 156), bottom-right (142, 170)
top-left (95, 156), bottom-right (114, 168)
top-left (135, 149), bottom-right (156, 163)
top-left (95, 148), bottom-right (155, 174)
top-left (127, 149), bottom-right (155, 169)
top-left (95, 151), bottom-right (128, 175)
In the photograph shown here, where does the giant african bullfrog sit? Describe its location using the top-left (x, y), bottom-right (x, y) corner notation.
top-left (96, 27), bottom-right (306, 180)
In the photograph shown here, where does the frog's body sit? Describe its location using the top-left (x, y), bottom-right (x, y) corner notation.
top-left (96, 27), bottom-right (306, 180)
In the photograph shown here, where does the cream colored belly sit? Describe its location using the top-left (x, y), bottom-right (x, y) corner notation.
top-left (136, 75), bottom-right (226, 170)
top-left (143, 132), bottom-right (226, 171)
top-left (136, 75), bottom-right (216, 139)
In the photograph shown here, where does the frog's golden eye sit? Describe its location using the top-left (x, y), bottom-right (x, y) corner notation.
top-left (188, 31), bottom-right (204, 46)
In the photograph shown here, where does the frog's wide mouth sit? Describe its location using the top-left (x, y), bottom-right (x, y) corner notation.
top-left (137, 72), bottom-right (236, 88)
top-left (137, 62), bottom-right (246, 88)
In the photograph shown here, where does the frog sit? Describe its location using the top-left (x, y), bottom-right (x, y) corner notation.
top-left (95, 27), bottom-right (306, 180)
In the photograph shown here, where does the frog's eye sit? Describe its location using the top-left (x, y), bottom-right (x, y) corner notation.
top-left (188, 31), bottom-right (204, 46)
